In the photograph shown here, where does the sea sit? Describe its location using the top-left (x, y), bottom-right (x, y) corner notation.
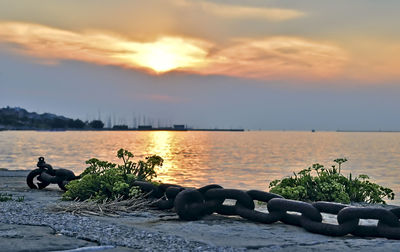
top-left (1, 130), bottom-right (399, 205)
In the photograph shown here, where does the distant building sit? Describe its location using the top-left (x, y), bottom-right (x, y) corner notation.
top-left (113, 125), bottom-right (128, 130)
top-left (138, 125), bottom-right (153, 130)
top-left (173, 124), bottom-right (186, 129)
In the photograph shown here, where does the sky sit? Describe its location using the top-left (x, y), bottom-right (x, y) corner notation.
top-left (0, 0), bottom-right (400, 130)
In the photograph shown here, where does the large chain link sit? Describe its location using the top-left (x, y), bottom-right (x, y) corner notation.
top-left (27, 157), bottom-right (80, 191)
top-left (132, 181), bottom-right (400, 239)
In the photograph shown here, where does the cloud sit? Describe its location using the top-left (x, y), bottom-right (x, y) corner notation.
top-left (0, 22), bottom-right (210, 73)
top-left (172, 0), bottom-right (305, 21)
top-left (0, 22), bottom-right (348, 80)
top-left (200, 37), bottom-right (348, 80)
top-left (343, 40), bottom-right (400, 83)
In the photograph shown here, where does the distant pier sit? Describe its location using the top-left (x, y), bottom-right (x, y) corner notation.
top-left (108, 124), bottom-right (244, 132)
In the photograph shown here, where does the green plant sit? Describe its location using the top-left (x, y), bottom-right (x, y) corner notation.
top-left (16, 196), bottom-right (25, 202)
top-left (62, 149), bottom-right (163, 201)
top-left (0, 193), bottom-right (13, 202)
top-left (269, 159), bottom-right (395, 204)
top-left (0, 193), bottom-right (24, 202)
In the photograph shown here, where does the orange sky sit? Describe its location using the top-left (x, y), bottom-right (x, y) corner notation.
top-left (0, 0), bottom-right (399, 82)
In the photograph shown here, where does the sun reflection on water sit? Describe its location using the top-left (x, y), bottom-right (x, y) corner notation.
top-left (143, 131), bottom-right (211, 187)
top-left (146, 131), bottom-right (174, 177)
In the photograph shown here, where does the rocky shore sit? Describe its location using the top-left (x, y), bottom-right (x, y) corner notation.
top-left (1, 170), bottom-right (400, 251)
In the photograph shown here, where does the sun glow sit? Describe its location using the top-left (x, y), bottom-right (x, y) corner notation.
top-left (141, 47), bottom-right (178, 72)
top-left (0, 22), bottom-right (210, 74)
top-left (115, 37), bottom-right (210, 73)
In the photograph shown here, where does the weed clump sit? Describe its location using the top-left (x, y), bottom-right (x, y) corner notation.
top-left (0, 193), bottom-right (24, 202)
top-left (62, 149), bottom-right (163, 201)
top-left (269, 158), bottom-right (395, 204)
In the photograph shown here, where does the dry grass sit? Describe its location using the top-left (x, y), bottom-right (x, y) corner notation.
top-left (49, 193), bottom-right (161, 217)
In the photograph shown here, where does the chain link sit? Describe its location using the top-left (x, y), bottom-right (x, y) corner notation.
top-left (133, 181), bottom-right (400, 240)
top-left (26, 157), bottom-right (79, 191)
top-left (302, 201), bottom-right (358, 236)
top-left (205, 188), bottom-right (255, 216)
top-left (377, 208), bottom-right (400, 239)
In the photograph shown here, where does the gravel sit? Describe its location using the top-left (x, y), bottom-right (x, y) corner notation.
top-left (0, 199), bottom-right (240, 252)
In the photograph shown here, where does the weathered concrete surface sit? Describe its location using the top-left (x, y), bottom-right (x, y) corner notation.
top-left (97, 210), bottom-right (400, 251)
top-left (0, 223), bottom-right (96, 252)
top-left (0, 171), bottom-right (138, 252)
top-left (1, 170), bottom-right (400, 251)
top-left (0, 222), bottom-right (135, 252)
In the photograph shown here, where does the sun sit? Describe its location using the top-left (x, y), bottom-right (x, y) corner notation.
top-left (140, 46), bottom-right (179, 73)
top-left (115, 37), bottom-right (209, 74)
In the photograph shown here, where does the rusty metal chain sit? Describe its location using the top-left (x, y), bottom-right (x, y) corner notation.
top-left (26, 157), bottom-right (80, 191)
top-left (132, 181), bottom-right (400, 240)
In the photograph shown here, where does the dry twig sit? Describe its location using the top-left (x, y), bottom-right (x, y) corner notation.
top-left (49, 193), bottom-right (159, 216)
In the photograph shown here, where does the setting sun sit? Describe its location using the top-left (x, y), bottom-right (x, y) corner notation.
top-left (116, 37), bottom-right (209, 73)
top-left (140, 47), bottom-right (178, 72)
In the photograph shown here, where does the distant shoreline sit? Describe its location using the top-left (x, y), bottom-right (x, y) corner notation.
top-left (3, 128), bottom-right (400, 133)
top-left (0, 106), bottom-right (246, 132)
top-left (336, 130), bottom-right (400, 133)
top-left (0, 128), bottom-right (245, 132)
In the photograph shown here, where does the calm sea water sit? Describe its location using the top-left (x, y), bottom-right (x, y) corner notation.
top-left (1, 130), bottom-right (399, 205)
